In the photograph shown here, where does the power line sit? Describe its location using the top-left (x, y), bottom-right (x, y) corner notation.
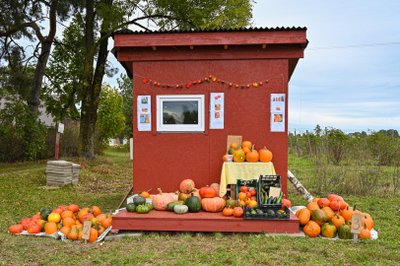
top-left (308, 41), bottom-right (400, 50)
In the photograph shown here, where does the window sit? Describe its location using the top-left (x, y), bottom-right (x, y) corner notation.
top-left (156, 94), bottom-right (205, 132)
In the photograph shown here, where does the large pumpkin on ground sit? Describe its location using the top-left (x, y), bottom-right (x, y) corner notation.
top-left (201, 197), bottom-right (226, 212)
top-left (303, 221), bottom-right (320, 238)
top-left (296, 208), bottom-right (311, 226)
top-left (179, 179), bottom-right (196, 193)
top-left (8, 224), bottom-right (23, 234)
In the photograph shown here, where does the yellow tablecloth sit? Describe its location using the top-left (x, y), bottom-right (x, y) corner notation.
top-left (219, 162), bottom-right (276, 197)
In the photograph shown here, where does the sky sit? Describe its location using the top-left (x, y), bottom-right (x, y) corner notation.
top-left (107, 1), bottom-right (400, 133)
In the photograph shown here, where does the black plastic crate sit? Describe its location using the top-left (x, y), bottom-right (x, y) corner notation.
top-left (235, 179), bottom-right (258, 198)
top-left (244, 206), bottom-right (290, 220)
top-left (257, 175), bottom-right (282, 208)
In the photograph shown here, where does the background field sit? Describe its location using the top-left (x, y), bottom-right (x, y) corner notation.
top-left (1, 147), bottom-right (399, 265)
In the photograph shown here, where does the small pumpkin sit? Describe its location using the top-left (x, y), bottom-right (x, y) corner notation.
top-left (166, 201), bottom-right (185, 212)
top-left (201, 197), bottom-right (226, 212)
top-left (311, 209), bottom-right (328, 226)
top-left (88, 228), bottom-right (98, 243)
top-left (259, 147), bottom-right (273, 162)
top-left (222, 207), bottom-right (234, 216)
top-left (232, 207), bottom-right (244, 218)
top-left (245, 149), bottom-right (259, 162)
top-left (233, 149), bottom-right (245, 162)
top-left (331, 214), bottom-right (345, 229)
top-left (303, 220), bottom-right (321, 238)
top-left (126, 203), bottom-right (136, 212)
top-left (185, 194), bottom-right (201, 212)
top-left (307, 201), bottom-right (320, 212)
top-left (133, 196), bottom-right (146, 206)
top-left (338, 224), bottom-right (352, 239)
top-left (209, 183), bottom-right (220, 195)
top-left (321, 206), bottom-right (335, 221)
top-left (45, 222), bottom-right (58, 235)
top-left (321, 222), bottom-right (337, 238)
top-left (179, 179), bottom-right (196, 193)
top-left (173, 204), bottom-right (188, 214)
top-left (8, 224), bottom-right (23, 235)
top-left (359, 224), bottom-right (371, 239)
top-left (340, 206), bottom-right (354, 222)
top-left (296, 208), bottom-right (311, 226)
top-left (363, 214), bottom-right (374, 230)
top-left (199, 186), bottom-right (217, 198)
top-left (27, 223), bottom-right (42, 234)
top-left (317, 198), bottom-right (330, 208)
top-left (329, 199), bottom-right (344, 211)
top-left (225, 198), bottom-right (236, 208)
top-left (139, 189), bottom-right (152, 198)
top-left (241, 140), bottom-right (252, 150)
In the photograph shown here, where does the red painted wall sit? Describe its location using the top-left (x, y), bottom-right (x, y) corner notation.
top-left (132, 57), bottom-right (289, 194)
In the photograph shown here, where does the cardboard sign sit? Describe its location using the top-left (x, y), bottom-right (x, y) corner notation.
top-left (269, 187), bottom-right (281, 198)
top-left (351, 213), bottom-right (363, 234)
top-left (226, 135), bottom-right (242, 152)
top-left (57, 123), bottom-right (64, 134)
top-left (82, 221), bottom-right (92, 241)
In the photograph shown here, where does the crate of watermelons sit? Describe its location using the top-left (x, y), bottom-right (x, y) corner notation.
top-left (244, 206), bottom-right (290, 220)
top-left (257, 175), bottom-right (283, 208)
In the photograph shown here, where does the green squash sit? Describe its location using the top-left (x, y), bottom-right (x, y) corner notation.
top-left (146, 202), bottom-right (153, 211)
top-left (338, 224), bottom-right (352, 239)
top-left (311, 209), bottom-right (328, 225)
top-left (174, 204), bottom-right (188, 214)
top-left (133, 196), bottom-right (146, 206)
top-left (126, 203), bottom-right (136, 212)
top-left (40, 208), bottom-right (52, 220)
top-left (225, 198), bottom-right (236, 208)
top-left (136, 204), bottom-right (151, 214)
top-left (166, 201), bottom-right (184, 212)
top-left (185, 194), bottom-right (201, 212)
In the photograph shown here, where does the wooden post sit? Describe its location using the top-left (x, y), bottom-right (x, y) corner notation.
top-left (55, 129), bottom-right (60, 160)
top-left (351, 213), bottom-right (362, 243)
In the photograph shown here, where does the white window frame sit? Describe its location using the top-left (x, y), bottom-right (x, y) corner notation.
top-left (156, 94), bottom-right (205, 132)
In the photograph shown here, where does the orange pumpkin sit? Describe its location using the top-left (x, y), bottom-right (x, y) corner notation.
top-left (340, 206), bottom-right (354, 222)
top-left (210, 183), bottom-right (220, 196)
top-left (139, 190), bottom-right (151, 198)
top-left (303, 220), bottom-right (321, 238)
top-left (223, 207), bottom-right (234, 216)
top-left (246, 150), bottom-right (259, 162)
top-left (321, 206), bottom-right (335, 221)
top-left (311, 209), bottom-right (328, 226)
top-left (238, 192), bottom-right (247, 201)
top-left (101, 214), bottom-right (112, 228)
top-left (296, 208), bottom-right (311, 226)
top-left (60, 226), bottom-right (71, 236)
top-left (8, 224), bottom-right (23, 234)
top-left (359, 225), bottom-right (371, 239)
top-left (233, 149), bottom-right (245, 162)
top-left (199, 186), bottom-right (217, 198)
top-left (321, 222), bottom-right (337, 238)
top-left (201, 197), bottom-right (226, 212)
top-left (329, 199), bottom-right (344, 211)
top-left (258, 147), bottom-right (273, 162)
top-left (179, 179), bottom-right (196, 193)
top-left (62, 217), bottom-right (76, 227)
top-left (91, 206), bottom-right (101, 217)
top-left (232, 207), bottom-right (244, 218)
top-left (45, 222), bottom-right (58, 234)
top-left (61, 210), bottom-right (75, 220)
top-left (68, 226), bottom-right (78, 240)
top-left (242, 141), bottom-right (252, 150)
top-left (88, 228), bottom-right (98, 242)
top-left (363, 214), bottom-right (374, 230)
top-left (27, 223), bottom-right (42, 234)
top-left (317, 198), bottom-right (330, 208)
top-left (242, 146), bottom-right (252, 154)
top-left (67, 204), bottom-right (79, 213)
top-left (230, 142), bottom-right (239, 149)
top-left (307, 202), bottom-right (320, 212)
top-left (331, 214), bottom-right (345, 229)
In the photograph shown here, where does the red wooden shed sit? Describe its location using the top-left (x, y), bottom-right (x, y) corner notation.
top-left (112, 27), bottom-right (307, 233)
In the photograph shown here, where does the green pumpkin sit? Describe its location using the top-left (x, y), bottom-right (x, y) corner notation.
top-left (185, 194), bottom-right (201, 212)
top-left (311, 209), bottom-right (328, 225)
top-left (225, 198), bottom-right (236, 208)
top-left (166, 201), bottom-right (184, 212)
top-left (40, 208), bottom-right (52, 220)
top-left (126, 203), bottom-right (136, 212)
top-left (338, 224), bottom-right (352, 239)
top-left (146, 202), bottom-right (153, 211)
top-left (136, 204), bottom-right (151, 214)
top-left (133, 196), bottom-right (146, 205)
top-left (174, 204), bottom-right (188, 214)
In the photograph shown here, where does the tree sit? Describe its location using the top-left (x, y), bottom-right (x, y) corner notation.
top-left (79, 0), bottom-right (254, 159)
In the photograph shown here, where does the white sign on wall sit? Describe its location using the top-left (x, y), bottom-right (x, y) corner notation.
top-left (270, 93), bottom-right (285, 132)
top-left (210, 92), bottom-right (224, 129)
top-left (137, 95), bottom-right (151, 131)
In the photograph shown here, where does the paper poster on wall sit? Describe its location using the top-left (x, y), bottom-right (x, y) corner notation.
top-left (270, 93), bottom-right (285, 132)
top-left (210, 92), bottom-right (224, 129)
top-left (137, 95), bottom-right (151, 131)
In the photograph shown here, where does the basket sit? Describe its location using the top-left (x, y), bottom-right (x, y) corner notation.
top-left (235, 179), bottom-right (258, 198)
top-left (257, 175), bottom-right (282, 208)
top-left (244, 206), bottom-right (290, 220)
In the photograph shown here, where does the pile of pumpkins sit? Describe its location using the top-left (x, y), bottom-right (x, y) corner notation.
top-left (129, 179), bottom-right (244, 218)
top-left (8, 204), bottom-right (112, 242)
top-left (223, 140), bottom-right (273, 163)
top-left (296, 194), bottom-right (374, 239)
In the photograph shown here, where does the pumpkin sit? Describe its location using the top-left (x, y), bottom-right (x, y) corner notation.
top-left (329, 199), bottom-right (344, 211)
top-left (8, 224), bottom-right (23, 234)
top-left (340, 206), bottom-right (354, 222)
top-left (201, 197), bottom-right (226, 212)
top-left (27, 223), bottom-right (42, 234)
top-left (223, 207), bottom-right (234, 216)
top-left (48, 213), bottom-right (61, 223)
top-left (88, 228), bottom-right (98, 242)
top-left (101, 214), bottom-right (112, 228)
top-left (338, 224), bottom-right (352, 239)
top-left (139, 190), bottom-right (151, 198)
top-left (242, 140), bottom-right (252, 150)
top-left (40, 208), bottom-right (52, 220)
top-left (307, 202), bottom-right (320, 212)
top-left (246, 150), bottom-right (259, 162)
top-left (178, 192), bottom-right (190, 202)
top-left (61, 210), bottom-right (74, 220)
top-left (126, 203), bottom-right (136, 212)
top-left (67, 204), bottom-right (79, 213)
top-left (192, 188), bottom-right (202, 199)
top-left (152, 188), bottom-right (178, 211)
top-left (331, 214), bottom-right (345, 229)
top-left (68, 226), bottom-right (78, 240)
top-left (232, 207), bottom-right (244, 218)
top-left (174, 204), bottom-right (188, 214)
top-left (321, 206), bottom-right (335, 221)
top-left (233, 149), bottom-right (245, 162)
top-left (91, 206), bottom-right (101, 217)
top-left (303, 220), bottom-right (321, 238)
top-left (45, 222), bottom-right (58, 235)
top-left (296, 208), bottom-right (311, 226)
top-left (210, 183), bottom-right (220, 195)
top-left (133, 196), bottom-right (146, 206)
top-left (321, 222), bottom-right (337, 238)
top-left (311, 209), bottom-right (328, 226)
top-left (60, 226), bottom-right (71, 236)
top-left (259, 147), bottom-right (273, 162)
top-left (317, 198), bottom-right (330, 208)
top-left (225, 198), bottom-right (236, 208)
top-left (166, 201), bottom-right (184, 212)
top-left (359, 224), bottom-right (371, 239)
top-left (243, 146), bottom-right (252, 154)
top-left (179, 179), bottom-right (196, 193)
top-left (363, 214), bottom-right (374, 230)
top-left (199, 186), bottom-right (217, 198)
top-left (185, 194), bottom-right (201, 212)
top-left (230, 142), bottom-right (239, 149)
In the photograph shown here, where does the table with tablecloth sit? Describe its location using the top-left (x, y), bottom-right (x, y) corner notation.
top-left (219, 162), bottom-right (276, 197)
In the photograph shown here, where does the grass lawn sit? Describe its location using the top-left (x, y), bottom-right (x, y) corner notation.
top-left (0, 148), bottom-right (399, 265)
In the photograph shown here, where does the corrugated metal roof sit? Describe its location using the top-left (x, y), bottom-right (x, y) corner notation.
top-left (114, 26), bottom-right (307, 35)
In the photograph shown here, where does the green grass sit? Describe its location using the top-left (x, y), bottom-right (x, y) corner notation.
top-left (1, 149), bottom-right (399, 265)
